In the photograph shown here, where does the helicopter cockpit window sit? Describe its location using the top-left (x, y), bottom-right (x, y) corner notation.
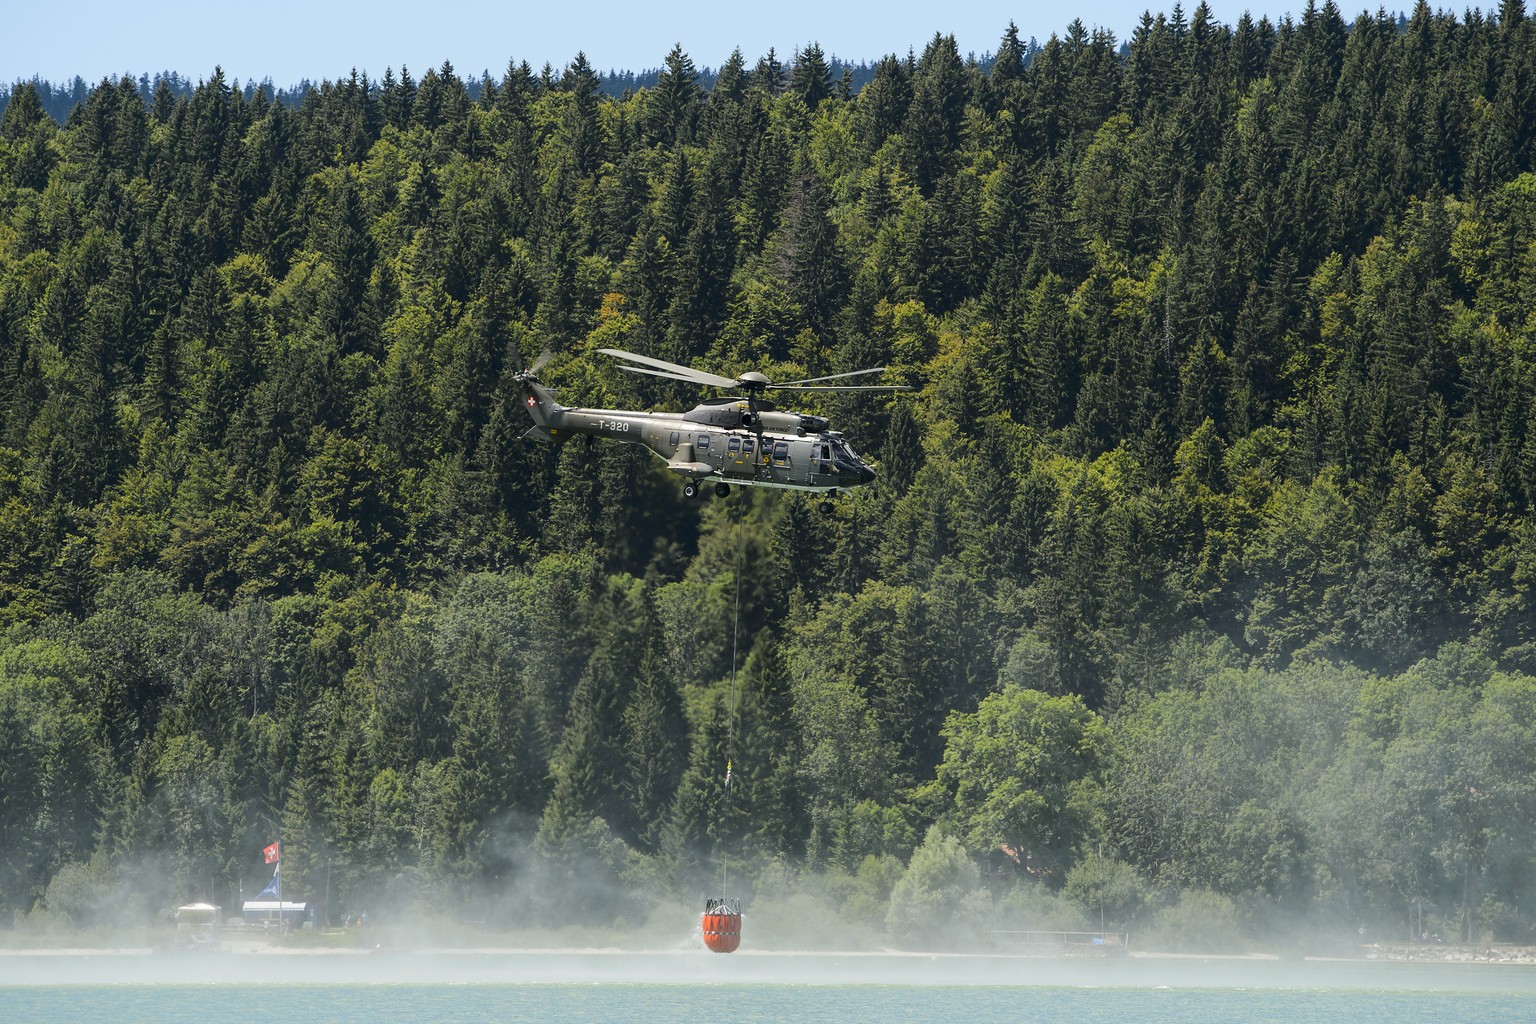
top-left (818, 443), bottom-right (831, 462)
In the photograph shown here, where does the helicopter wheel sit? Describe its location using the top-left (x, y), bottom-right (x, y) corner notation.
top-left (683, 481), bottom-right (699, 499)
top-left (715, 482), bottom-right (731, 498)
top-left (818, 499), bottom-right (835, 516)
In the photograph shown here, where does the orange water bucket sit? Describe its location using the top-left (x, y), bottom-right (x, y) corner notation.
top-left (702, 897), bottom-right (742, 953)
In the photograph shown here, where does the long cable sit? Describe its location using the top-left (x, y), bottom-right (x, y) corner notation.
top-left (722, 490), bottom-right (745, 899)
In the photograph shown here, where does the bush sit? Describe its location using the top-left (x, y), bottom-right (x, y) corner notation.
top-left (997, 879), bottom-right (1091, 933)
top-left (1061, 854), bottom-right (1145, 928)
top-left (885, 826), bottom-right (984, 949)
top-left (1140, 889), bottom-right (1246, 953)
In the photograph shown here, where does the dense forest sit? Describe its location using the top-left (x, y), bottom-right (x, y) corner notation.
top-left (1, 47), bottom-right (894, 127)
top-left (4, 1), bottom-right (1536, 951)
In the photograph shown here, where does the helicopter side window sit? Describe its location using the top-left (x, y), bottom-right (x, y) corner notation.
top-left (669, 431), bottom-right (679, 446)
top-left (743, 438), bottom-right (756, 456)
top-left (697, 433), bottom-right (710, 452)
top-left (773, 441), bottom-right (789, 465)
top-left (728, 437), bottom-right (740, 456)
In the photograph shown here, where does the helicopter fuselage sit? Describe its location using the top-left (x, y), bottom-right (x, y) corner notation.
top-left (517, 378), bottom-right (875, 494)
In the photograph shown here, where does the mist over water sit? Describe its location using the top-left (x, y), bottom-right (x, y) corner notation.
top-left (8, 887), bottom-right (1536, 1023)
top-left (6, 948), bottom-right (1536, 990)
top-left (4, 957), bottom-right (1536, 1024)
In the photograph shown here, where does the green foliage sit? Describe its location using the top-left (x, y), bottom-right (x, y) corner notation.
top-left (930, 686), bottom-right (1105, 876)
top-left (6, 13), bottom-right (1536, 946)
top-left (1061, 854), bottom-right (1145, 928)
top-left (884, 825), bottom-right (982, 948)
top-left (1140, 889), bottom-right (1247, 953)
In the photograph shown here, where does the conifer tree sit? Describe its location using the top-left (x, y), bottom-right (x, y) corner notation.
top-left (789, 42), bottom-right (833, 110)
top-left (648, 44), bottom-right (702, 146)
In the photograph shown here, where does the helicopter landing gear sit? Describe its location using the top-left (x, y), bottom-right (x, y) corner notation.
top-left (683, 481), bottom-right (699, 499)
top-left (715, 482), bottom-right (731, 498)
top-left (818, 491), bottom-right (837, 516)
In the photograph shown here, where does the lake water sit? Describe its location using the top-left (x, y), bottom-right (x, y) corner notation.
top-left (4, 951), bottom-right (1533, 1024)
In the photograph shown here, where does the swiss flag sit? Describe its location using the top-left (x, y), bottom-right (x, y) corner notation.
top-left (263, 841), bottom-right (280, 864)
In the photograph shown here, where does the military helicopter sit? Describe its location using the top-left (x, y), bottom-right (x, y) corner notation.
top-left (514, 347), bottom-right (905, 513)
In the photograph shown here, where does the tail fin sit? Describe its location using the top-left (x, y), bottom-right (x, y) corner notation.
top-left (514, 375), bottom-right (568, 441)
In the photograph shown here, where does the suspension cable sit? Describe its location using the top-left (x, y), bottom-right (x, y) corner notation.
top-left (722, 491), bottom-right (746, 898)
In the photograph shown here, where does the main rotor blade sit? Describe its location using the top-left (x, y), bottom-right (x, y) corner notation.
top-left (598, 348), bottom-right (739, 389)
top-left (614, 364), bottom-right (722, 385)
top-left (776, 367), bottom-right (891, 386)
top-left (768, 384), bottom-right (913, 391)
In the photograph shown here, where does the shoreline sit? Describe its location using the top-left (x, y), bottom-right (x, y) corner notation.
top-left (4, 944), bottom-right (1536, 995)
top-left (2, 946), bottom-right (1257, 957)
top-left (0, 951), bottom-right (1529, 994)
top-left (2, 940), bottom-right (1535, 964)
top-left (9, 939), bottom-right (1536, 964)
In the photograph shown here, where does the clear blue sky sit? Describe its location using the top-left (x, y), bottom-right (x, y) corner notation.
top-left (9, 2), bottom-right (1306, 89)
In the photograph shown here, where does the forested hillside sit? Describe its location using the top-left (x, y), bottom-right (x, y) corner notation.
top-left (4, 1), bottom-right (1536, 949)
top-left (0, 50), bottom-right (885, 128)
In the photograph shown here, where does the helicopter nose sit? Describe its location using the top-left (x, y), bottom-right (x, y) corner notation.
top-left (858, 463), bottom-right (875, 484)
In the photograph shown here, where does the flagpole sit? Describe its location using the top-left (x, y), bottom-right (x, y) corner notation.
top-left (260, 840), bottom-right (282, 919)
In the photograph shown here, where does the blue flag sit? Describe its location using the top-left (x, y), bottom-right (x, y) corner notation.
top-left (256, 865), bottom-right (280, 900)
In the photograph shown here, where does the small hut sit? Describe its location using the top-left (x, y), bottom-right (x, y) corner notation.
top-left (240, 899), bottom-right (314, 930)
top-left (173, 902), bottom-right (222, 946)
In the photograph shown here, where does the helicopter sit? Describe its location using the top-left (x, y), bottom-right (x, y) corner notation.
top-left (513, 347), bottom-right (905, 513)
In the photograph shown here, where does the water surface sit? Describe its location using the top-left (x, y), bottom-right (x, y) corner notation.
top-left (5, 950), bottom-right (1532, 1024)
